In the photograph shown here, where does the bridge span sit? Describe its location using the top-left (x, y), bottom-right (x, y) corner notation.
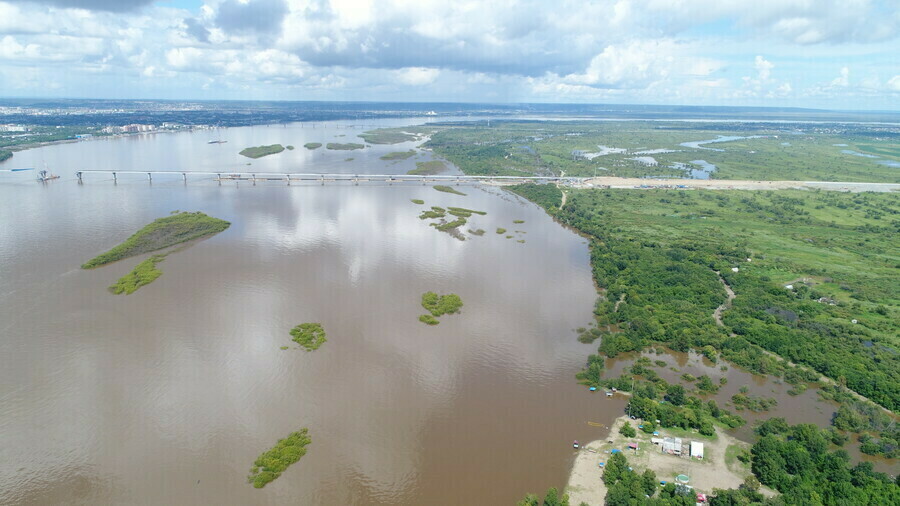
top-left (74, 170), bottom-right (578, 186)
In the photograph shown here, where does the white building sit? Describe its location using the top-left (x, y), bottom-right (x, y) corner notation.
top-left (690, 441), bottom-right (704, 459)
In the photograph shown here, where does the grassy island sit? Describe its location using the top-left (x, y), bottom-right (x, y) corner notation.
top-left (326, 142), bottom-right (365, 151)
top-left (359, 128), bottom-right (421, 144)
top-left (247, 429), bottom-right (311, 488)
top-left (411, 199), bottom-right (425, 205)
top-left (239, 144), bottom-right (285, 158)
top-left (381, 150), bottom-right (416, 161)
top-left (433, 185), bottom-right (466, 196)
top-left (82, 212), bottom-right (230, 269)
top-left (290, 323), bottom-right (327, 351)
top-left (0, 149), bottom-right (11, 162)
top-left (408, 160), bottom-right (447, 175)
top-left (303, 143), bottom-right (322, 150)
top-left (109, 254), bottom-right (166, 294)
top-left (421, 291), bottom-right (463, 318)
top-left (419, 314), bottom-right (440, 325)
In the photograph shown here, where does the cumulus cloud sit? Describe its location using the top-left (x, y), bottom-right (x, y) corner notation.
top-left (886, 76), bottom-right (900, 92)
top-left (183, 17), bottom-right (210, 43)
top-left (215, 0), bottom-right (288, 35)
top-left (0, 0), bottom-right (896, 107)
top-left (830, 66), bottom-right (850, 87)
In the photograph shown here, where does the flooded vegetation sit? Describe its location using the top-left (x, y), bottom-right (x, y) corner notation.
top-left (290, 323), bottom-right (327, 351)
top-left (326, 142), bottom-right (365, 150)
top-left (433, 185), bottom-right (466, 195)
top-left (82, 211), bottom-right (230, 268)
top-left (420, 292), bottom-right (463, 324)
top-left (381, 150), bottom-right (416, 161)
top-left (303, 143), bottom-right (322, 150)
top-left (248, 429), bottom-right (311, 488)
top-left (408, 160), bottom-right (447, 175)
top-left (109, 254), bottom-right (166, 294)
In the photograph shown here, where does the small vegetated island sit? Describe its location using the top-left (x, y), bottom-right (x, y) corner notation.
top-left (82, 211), bottom-right (230, 294)
top-left (303, 143), bottom-right (322, 150)
top-left (407, 160), bottom-right (447, 175)
top-left (247, 428), bottom-right (311, 488)
top-left (419, 291), bottom-right (463, 325)
top-left (433, 185), bottom-right (466, 196)
top-left (239, 144), bottom-right (285, 158)
top-left (326, 142), bottom-right (365, 150)
top-left (289, 323), bottom-right (327, 351)
top-left (380, 150), bottom-right (416, 161)
top-left (0, 149), bottom-right (12, 162)
top-left (417, 205), bottom-right (486, 240)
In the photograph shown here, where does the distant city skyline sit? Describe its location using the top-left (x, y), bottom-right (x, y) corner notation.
top-left (0, 0), bottom-right (898, 110)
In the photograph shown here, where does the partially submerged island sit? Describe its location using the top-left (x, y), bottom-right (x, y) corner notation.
top-left (419, 291), bottom-right (463, 325)
top-left (83, 212), bottom-right (230, 269)
top-left (248, 428), bottom-right (311, 488)
top-left (417, 205), bottom-right (486, 240)
top-left (290, 323), bottom-right (327, 351)
top-left (381, 150), bottom-right (416, 161)
top-left (239, 144), bottom-right (285, 158)
top-left (408, 160), bottom-right (446, 175)
top-left (109, 254), bottom-right (166, 295)
top-left (326, 142), bottom-right (365, 151)
top-left (433, 185), bottom-right (465, 196)
top-left (83, 211), bottom-right (230, 294)
top-left (303, 143), bottom-right (322, 150)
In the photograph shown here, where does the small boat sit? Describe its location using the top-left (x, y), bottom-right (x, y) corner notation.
top-left (573, 440), bottom-right (579, 449)
top-left (37, 169), bottom-right (59, 182)
top-left (208, 140), bottom-right (228, 144)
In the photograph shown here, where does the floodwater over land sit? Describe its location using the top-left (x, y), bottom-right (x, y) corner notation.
top-left (0, 119), bottom-right (615, 505)
top-left (1, 119), bottom-right (893, 505)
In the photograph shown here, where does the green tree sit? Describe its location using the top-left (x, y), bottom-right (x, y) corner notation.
top-left (666, 384), bottom-right (686, 406)
top-left (619, 421), bottom-right (636, 438)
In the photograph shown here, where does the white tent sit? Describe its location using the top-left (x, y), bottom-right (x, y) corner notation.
top-left (690, 441), bottom-right (704, 459)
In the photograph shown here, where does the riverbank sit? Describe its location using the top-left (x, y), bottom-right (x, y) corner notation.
top-left (580, 176), bottom-right (900, 192)
top-left (566, 416), bottom-right (774, 505)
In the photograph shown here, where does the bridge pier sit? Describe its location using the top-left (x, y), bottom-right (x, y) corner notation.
top-left (76, 171), bottom-right (82, 183)
top-left (182, 172), bottom-right (187, 183)
top-left (252, 174), bottom-right (256, 186)
top-left (147, 172), bottom-right (152, 182)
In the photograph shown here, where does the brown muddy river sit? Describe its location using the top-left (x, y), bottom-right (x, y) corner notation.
top-left (1, 119), bottom-right (891, 505)
top-left (0, 119), bottom-right (620, 505)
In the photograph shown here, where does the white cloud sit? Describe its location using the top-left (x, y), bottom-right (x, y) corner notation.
top-left (394, 67), bottom-right (440, 86)
top-left (754, 55), bottom-right (774, 81)
top-left (887, 75), bottom-right (900, 92)
top-left (830, 67), bottom-right (850, 87)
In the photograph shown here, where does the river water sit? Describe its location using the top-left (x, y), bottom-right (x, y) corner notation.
top-left (1, 118), bottom-right (892, 505)
top-left (0, 119), bottom-right (623, 505)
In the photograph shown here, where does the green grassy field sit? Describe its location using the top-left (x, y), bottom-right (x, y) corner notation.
top-left (511, 185), bottom-right (899, 412)
top-left (422, 121), bottom-right (900, 182)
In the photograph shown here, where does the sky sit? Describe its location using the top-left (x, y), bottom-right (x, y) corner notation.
top-left (0, 0), bottom-right (897, 110)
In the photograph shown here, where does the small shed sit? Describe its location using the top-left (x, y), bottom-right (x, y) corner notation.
top-left (628, 443), bottom-right (638, 450)
top-left (690, 441), bottom-right (704, 459)
top-left (662, 437), bottom-right (682, 455)
top-left (651, 437), bottom-right (664, 445)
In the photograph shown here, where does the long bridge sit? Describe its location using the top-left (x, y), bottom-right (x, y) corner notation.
top-left (74, 170), bottom-right (575, 185)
